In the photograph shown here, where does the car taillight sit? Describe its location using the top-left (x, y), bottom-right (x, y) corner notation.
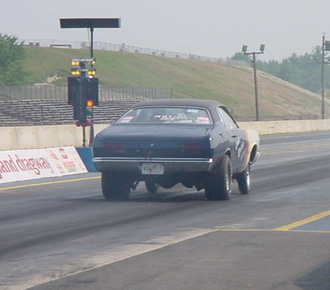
top-left (104, 143), bottom-right (125, 153)
top-left (181, 143), bottom-right (202, 154)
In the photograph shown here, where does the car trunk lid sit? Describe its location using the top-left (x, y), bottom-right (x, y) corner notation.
top-left (95, 124), bottom-right (212, 158)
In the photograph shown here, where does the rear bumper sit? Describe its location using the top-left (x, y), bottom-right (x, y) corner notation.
top-left (93, 157), bottom-right (213, 173)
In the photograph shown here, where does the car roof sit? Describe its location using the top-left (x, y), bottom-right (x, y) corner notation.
top-left (131, 98), bottom-right (224, 111)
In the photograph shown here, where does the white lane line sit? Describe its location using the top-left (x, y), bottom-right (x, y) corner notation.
top-left (13, 228), bottom-right (216, 290)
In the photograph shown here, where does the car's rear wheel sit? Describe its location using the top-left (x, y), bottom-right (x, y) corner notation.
top-left (205, 155), bottom-right (232, 200)
top-left (145, 181), bottom-right (160, 193)
top-left (101, 172), bottom-right (131, 200)
top-left (236, 164), bottom-right (251, 195)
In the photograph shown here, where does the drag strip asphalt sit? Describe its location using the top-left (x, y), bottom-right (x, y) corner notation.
top-left (0, 131), bottom-right (330, 290)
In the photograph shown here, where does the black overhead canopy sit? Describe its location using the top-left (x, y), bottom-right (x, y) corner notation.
top-left (60, 18), bottom-right (120, 29)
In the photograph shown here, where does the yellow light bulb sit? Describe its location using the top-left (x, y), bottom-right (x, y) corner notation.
top-left (71, 70), bottom-right (80, 76)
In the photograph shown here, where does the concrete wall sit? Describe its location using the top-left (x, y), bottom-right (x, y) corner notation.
top-left (238, 119), bottom-right (330, 135)
top-left (0, 125), bottom-right (85, 150)
top-left (1, 120), bottom-right (330, 150)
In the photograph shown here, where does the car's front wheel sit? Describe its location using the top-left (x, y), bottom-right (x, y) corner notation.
top-left (205, 155), bottom-right (232, 200)
top-left (236, 164), bottom-right (251, 195)
top-left (101, 172), bottom-right (131, 200)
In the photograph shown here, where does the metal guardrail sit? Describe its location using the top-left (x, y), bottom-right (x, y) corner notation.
top-left (20, 38), bottom-right (247, 67)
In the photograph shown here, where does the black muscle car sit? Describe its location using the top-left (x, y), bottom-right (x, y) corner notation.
top-left (93, 99), bottom-right (260, 200)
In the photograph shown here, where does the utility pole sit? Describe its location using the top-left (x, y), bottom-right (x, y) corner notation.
top-left (320, 34), bottom-right (330, 119)
top-left (322, 34), bottom-right (325, 119)
top-left (242, 44), bottom-right (265, 121)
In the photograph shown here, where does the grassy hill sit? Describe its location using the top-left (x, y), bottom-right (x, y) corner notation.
top-left (22, 47), bottom-right (328, 120)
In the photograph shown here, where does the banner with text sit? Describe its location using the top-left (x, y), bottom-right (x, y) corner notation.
top-left (0, 147), bottom-right (87, 184)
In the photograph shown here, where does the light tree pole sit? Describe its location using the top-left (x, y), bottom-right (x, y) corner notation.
top-left (60, 18), bottom-right (120, 146)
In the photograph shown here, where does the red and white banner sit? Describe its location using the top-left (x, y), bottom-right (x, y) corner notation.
top-left (0, 147), bottom-right (87, 184)
top-left (46, 147), bottom-right (87, 175)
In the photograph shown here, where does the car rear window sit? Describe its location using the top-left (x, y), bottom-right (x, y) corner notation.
top-left (117, 107), bottom-right (212, 124)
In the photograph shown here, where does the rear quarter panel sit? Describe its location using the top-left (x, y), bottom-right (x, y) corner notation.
top-left (233, 129), bottom-right (260, 173)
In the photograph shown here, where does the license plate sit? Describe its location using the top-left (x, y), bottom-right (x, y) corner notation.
top-left (141, 163), bottom-right (164, 175)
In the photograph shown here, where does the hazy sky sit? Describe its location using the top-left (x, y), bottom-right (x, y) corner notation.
top-left (1, 0), bottom-right (330, 61)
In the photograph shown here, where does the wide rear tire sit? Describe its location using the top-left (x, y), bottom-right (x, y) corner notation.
top-left (101, 172), bottom-right (131, 200)
top-left (237, 164), bottom-right (251, 195)
top-left (205, 155), bottom-right (232, 200)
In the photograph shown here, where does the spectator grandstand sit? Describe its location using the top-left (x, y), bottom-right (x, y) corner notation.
top-left (0, 99), bottom-right (145, 126)
top-left (0, 86), bottom-right (173, 126)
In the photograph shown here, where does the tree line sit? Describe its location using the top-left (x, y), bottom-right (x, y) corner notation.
top-left (231, 47), bottom-right (330, 94)
top-left (0, 34), bottom-right (25, 86)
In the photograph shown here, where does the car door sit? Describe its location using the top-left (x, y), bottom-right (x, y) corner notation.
top-left (217, 106), bottom-right (247, 173)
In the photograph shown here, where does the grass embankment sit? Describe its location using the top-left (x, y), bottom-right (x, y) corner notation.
top-left (23, 47), bottom-right (326, 120)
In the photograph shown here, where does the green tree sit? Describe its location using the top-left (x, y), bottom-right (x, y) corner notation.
top-left (257, 59), bottom-right (280, 76)
top-left (276, 53), bottom-right (321, 92)
top-left (0, 34), bottom-right (25, 85)
top-left (230, 52), bottom-right (251, 63)
top-left (253, 49), bottom-right (327, 93)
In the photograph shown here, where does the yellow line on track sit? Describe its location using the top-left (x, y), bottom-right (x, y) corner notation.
top-left (0, 176), bottom-right (100, 191)
top-left (273, 210), bottom-right (330, 231)
top-left (216, 229), bottom-right (272, 232)
top-left (281, 229), bottom-right (330, 234)
top-left (216, 228), bottom-right (330, 234)
top-left (216, 210), bottom-right (330, 233)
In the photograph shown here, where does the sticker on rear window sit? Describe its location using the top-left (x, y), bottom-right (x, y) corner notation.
top-left (119, 116), bottom-right (134, 123)
top-left (197, 117), bottom-right (211, 124)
